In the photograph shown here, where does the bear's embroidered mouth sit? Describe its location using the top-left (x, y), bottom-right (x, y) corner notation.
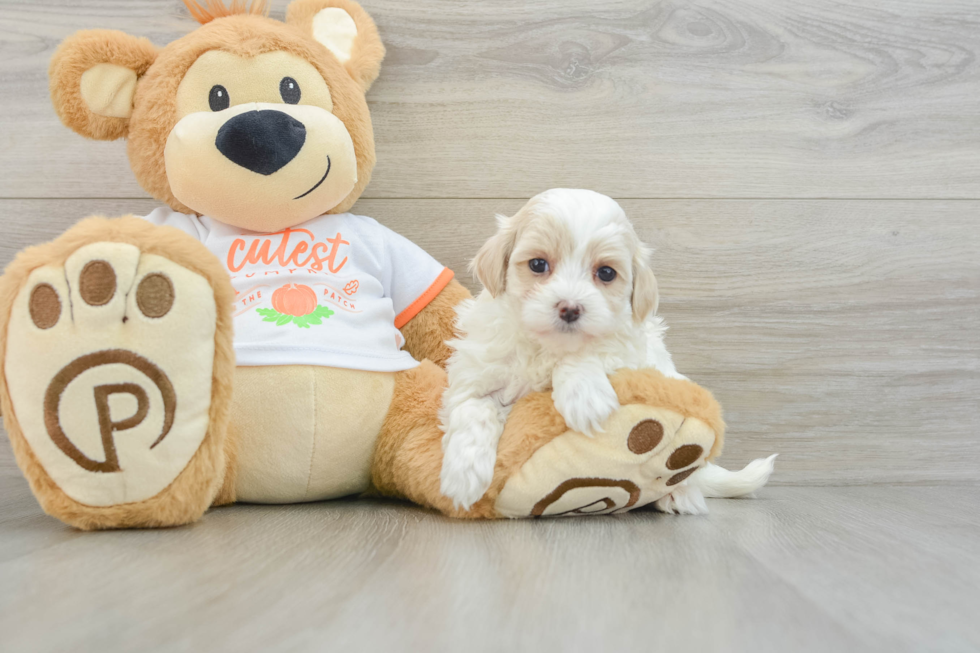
top-left (294, 155), bottom-right (331, 200)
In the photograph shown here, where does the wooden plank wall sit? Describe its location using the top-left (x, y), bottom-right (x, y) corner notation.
top-left (0, 0), bottom-right (977, 485)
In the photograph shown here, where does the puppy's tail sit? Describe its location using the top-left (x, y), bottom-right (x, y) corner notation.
top-left (687, 454), bottom-right (778, 498)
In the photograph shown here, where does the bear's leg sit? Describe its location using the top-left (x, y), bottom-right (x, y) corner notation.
top-left (0, 217), bottom-right (236, 529)
top-left (372, 362), bottom-right (724, 519)
top-left (372, 360), bottom-right (488, 517)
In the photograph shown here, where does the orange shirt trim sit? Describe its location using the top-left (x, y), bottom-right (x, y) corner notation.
top-left (394, 267), bottom-right (455, 329)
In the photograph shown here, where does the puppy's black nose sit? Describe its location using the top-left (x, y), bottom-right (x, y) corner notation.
top-left (558, 303), bottom-right (582, 323)
top-left (215, 110), bottom-right (306, 175)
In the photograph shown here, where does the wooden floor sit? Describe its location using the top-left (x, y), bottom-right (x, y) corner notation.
top-left (2, 473), bottom-right (978, 652)
top-left (1, 0), bottom-right (978, 650)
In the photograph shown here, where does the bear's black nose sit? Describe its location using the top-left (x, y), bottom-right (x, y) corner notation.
top-left (215, 110), bottom-right (306, 176)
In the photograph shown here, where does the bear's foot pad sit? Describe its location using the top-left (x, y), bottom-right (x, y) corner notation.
top-left (5, 241), bottom-right (218, 508)
top-left (494, 404), bottom-right (714, 518)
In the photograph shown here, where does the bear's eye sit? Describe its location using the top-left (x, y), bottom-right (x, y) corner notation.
top-left (596, 266), bottom-right (617, 282)
top-left (529, 259), bottom-right (549, 274)
top-left (209, 85), bottom-right (230, 111)
top-left (280, 77), bottom-right (301, 104)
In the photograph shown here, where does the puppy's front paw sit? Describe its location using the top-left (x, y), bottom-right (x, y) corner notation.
top-left (654, 482), bottom-right (708, 515)
top-left (440, 429), bottom-right (498, 510)
top-left (553, 374), bottom-right (620, 436)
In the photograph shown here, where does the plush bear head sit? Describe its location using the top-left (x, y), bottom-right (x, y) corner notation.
top-left (49, 0), bottom-right (385, 233)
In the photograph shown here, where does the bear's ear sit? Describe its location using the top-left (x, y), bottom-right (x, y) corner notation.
top-left (286, 0), bottom-right (385, 92)
top-left (49, 30), bottom-right (158, 141)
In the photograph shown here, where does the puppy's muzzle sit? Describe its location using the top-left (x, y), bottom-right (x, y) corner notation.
top-left (558, 301), bottom-right (583, 324)
top-left (216, 110), bottom-right (307, 176)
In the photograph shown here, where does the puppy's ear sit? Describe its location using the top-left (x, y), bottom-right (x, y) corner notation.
top-left (470, 215), bottom-right (516, 298)
top-left (49, 30), bottom-right (158, 141)
top-left (287, 0), bottom-right (386, 92)
top-left (631, 248), bottom-right (659, 322)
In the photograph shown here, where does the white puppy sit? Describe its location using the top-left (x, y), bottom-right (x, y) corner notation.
top-left (439, 189), bottom-right (775, 511)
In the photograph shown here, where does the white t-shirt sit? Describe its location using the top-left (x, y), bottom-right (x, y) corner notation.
top-left (142, 208), bottom-right (453, 371)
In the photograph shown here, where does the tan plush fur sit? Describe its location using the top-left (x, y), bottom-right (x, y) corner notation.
top-left (372, 363), bottom-right (724, 519)
top-left (611, 368), bottom-right (726, 460)
top-left (49, 2), bottom-right (383, 218)
top-left (400, 279), bottom-right (471, 369)
top-left (371, 361), bottom-right (458, 511)
top-left (212, 423), bottom-right (239, 506)
top-left (183, 0), bottom-right (270, 24)
top-left (128, 12), bottom-right (378, 217)
top-left (286, 0), bottom-right (386, 92)
top-left (49, 30), bottom-right (158, 141)
top-left (0, 217), bottom-right (237, 530)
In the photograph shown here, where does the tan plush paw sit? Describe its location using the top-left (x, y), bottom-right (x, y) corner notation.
top-left (4, 242), bottom-right (218, 507)
top-left (493, 404), bottom-right (716, 518)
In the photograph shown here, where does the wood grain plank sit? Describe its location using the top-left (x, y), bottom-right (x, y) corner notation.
top-left (2, 0), bottom-right (980, 199)
top-left (1, 484), bottom-right (978, 652)
top-left (709, 486), bottom-right (980, 652)
top-left (0, 198), bottom-right (976, 485)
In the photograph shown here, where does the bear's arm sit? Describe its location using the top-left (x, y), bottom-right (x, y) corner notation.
top-left (400, 279), bottom-right (471, 369)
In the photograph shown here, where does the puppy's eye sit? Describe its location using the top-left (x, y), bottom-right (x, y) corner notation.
top-left (596, 266), bottom-right (617, 282)
top-left (528, 258), bottom-right (549, 274)
top-left (280, 77), bottom-right (301, 104)
top-left (209, 85), bottom-right (230, 112)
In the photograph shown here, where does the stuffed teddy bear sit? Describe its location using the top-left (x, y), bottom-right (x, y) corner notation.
top-left (0, 0), bottom-right (729, 530)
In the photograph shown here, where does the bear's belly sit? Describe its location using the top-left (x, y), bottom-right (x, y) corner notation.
top-left (229, 365), bottom-right (395, 503)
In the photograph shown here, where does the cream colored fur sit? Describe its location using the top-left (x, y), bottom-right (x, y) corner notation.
top-left (439, 190), bottom-right (681, 509)
top-left (232, 365), bottom-right (394, 503)
top-left (80, 63), bottom-right (139, 118)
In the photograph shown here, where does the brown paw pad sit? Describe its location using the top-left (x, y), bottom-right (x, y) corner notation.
top-left (666, 467), bottom-right (698, 486)
top-left (29, 283), bottom-right (61, 329)
top-left (667, 444), bottom-right (703, 470)
top-left (627, 419), bottom-right (664, 454)
top-left (79, 260), bottom-right (117, 306)
top-left (136, 273), bottom-right (175, 318)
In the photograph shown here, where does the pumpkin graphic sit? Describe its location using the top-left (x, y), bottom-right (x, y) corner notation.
top-left (271, 283), bottom-right (318, 317)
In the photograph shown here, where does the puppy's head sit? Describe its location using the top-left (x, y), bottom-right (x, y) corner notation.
top-left (472, 189), bottom-right (659, 350)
